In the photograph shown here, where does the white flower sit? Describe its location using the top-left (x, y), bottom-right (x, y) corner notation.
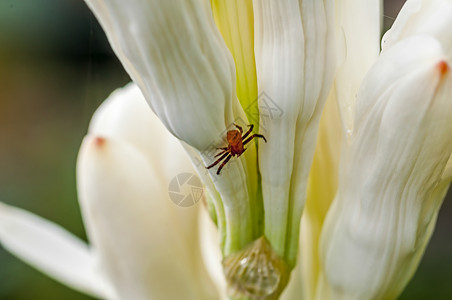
top-left (1, 0), bottom-right (452, 299)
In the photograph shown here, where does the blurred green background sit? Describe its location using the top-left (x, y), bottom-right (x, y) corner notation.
top-left (0, 0), bottom-right (450, 299)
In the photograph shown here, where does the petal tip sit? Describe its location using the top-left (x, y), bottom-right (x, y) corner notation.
top-left (83, 136), bottom-right (109, 153)
top-left (437, 60), bottom-right (449, 77)
top-left (93, 137), bottom-right (107, 148)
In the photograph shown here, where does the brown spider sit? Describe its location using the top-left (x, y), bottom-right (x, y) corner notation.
top-left (206, 124), bottom-right (267, 175)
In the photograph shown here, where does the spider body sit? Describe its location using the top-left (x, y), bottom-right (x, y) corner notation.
top-left (206, 124), bottom-right (267, 175)
top-left (227, 130), bottom-right (243, 155)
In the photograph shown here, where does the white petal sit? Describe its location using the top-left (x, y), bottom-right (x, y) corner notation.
top-left (89, 83), bottom-right (251, 262)
top-left (299, 88), bottom-right (343, 300)
top-left (253, 0), bottom-right (336, 265)
top-left (77, 135), bottom-right (219, 300)
top-left (84, 0), bottom-right (239, 151)
top-left (319, 36), bottom-right (452, 299)
top-left (85, 1), bottom-right (260, 256)
top-left (88, 83), bottom-right (205, 249)
top-left (334, 0), bottom-right (382, 138)
top-left (382, 0), bottom-right (452, 59)
top-left (88, 83), bottom-right (194, 191)
top-left (199, 206), bottom-right (228, 300)
top-left (83, 83), bottom-right (223, 298)
top-left (88, 83), bottom-right (160, 162)
top-left (0, 202), bottom-right (114, 299)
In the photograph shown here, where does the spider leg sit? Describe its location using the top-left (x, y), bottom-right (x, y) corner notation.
top-left (216, 154), bottom-right (232, 175)
top-left (216, 147), bottom-right (228, 150)
top-left (206, 152), bottom-right (229, 169)
top-left (233, 123), bottom-right (243, 133)
top-left (214, 149), bottom-right (227, 157)
top-left (243, 133), bottom-right (267, 145)
top-left (241, 124), bottom-right (254, 140)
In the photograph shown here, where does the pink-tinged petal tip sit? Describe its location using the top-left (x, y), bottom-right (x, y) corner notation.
top-left (438, 61), bottom-right (449, 77)
top-left (93, 137), bottom-right (106, 148)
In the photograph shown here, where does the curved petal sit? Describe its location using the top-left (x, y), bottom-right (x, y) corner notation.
top-left (77, 135), bottom-right (219, 300)
top-left (84, 0), bottom-right (237, 150)
top-left (88, 83), bottom-right (193, 191)
top-left (79, 85), bottom-right (221, 299)
top-left (334, 0), bottom-right (382, 138)
top-left (382, 0), bottom-right (452, 59)
top-left (253, 0), bottom-right (336, 265)
top-left (319, 36), bottom-right (452, 300)
top-left (280, 88), bottom-right (342, 300)
top-left (84, 0), bottom-right (261, 256)
top-left (88, 83), bottom-right (202, 248)
top-left (0, 202), bottom-right (115, 299)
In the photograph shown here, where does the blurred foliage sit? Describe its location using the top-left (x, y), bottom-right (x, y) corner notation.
top-left (0, 0), bottom-right (450, 299)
